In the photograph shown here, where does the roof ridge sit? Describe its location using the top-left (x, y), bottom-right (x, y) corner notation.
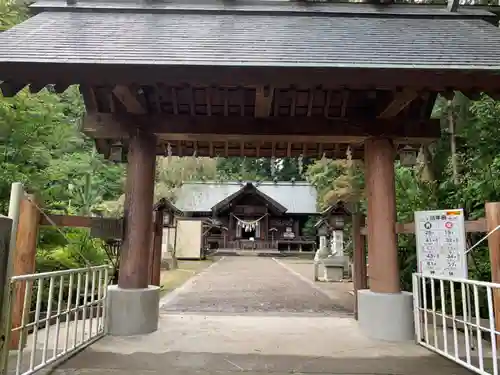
top-left (30, 0), bottom-right (496, 20)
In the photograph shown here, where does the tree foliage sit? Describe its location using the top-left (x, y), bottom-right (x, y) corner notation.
top-left (0, 1), bottom-right (125, 269)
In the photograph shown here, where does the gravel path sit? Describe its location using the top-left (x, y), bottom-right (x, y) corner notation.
top-left (161, 257), bottom-right (351, 315)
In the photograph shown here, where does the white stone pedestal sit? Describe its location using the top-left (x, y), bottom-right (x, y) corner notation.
top-left (358, 289), bottom-right (414, 341)
top-left (106, 285), bottom-right (160, 336)
top-left (324, 265), bottom-right (344, 282)
top-left (315, 256), bottom-right (349, 282)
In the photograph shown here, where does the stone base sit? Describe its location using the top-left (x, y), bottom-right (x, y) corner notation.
top-left (323, 266), bottom-right (344, 282)
top-left (358, 289), bottom-right (414, 341)
top-left (106, 285), bottom-right (160, 336)
top-left (314, 256), bottom-right (349, 281)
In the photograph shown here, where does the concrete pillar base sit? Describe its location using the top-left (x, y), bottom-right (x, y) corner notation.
top-left (358, 289), bottom-right (414, 341)
top-left (106, 285), bottom-right (160, 336)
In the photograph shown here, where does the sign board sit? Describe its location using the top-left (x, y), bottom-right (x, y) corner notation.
top-left (90, 218), bottom-right (124, 240)
top-left (415, 209), bottom-right (467, 279)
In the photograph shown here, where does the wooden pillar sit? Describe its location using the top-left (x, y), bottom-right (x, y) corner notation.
top-left (265, 214), bottom-right (269, 241)
top-left (118, 131), bottom-right (157, 289)
top-left (352, 213), bottom-right (367, 320)
top-left (10, 195), bottom-right (40, 349)
top-left (486, 202), bottom-right (500, 345)
top-left (365, 137), bottom-right (400, 294)
top-left (149, 209), bottom-right (164, 287)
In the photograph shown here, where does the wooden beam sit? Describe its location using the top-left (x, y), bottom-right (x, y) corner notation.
top-left (486, 203), bottom-right (500, 347)
top-left (39, 214), bottom-right (93, 228)
top-left (5, 64), bottom-right (500, 92)
top-left (10, 195), bottom-right (40, 349)
top-left (378, 89), bottom-right (419, 118)
top-left (29, 83), bottom-right (47, 94)
top-left (155, 143), bottom-right (365, 159)
top-left (360, 218), bottom-right (487, 235)
top-left (0, 81), bottom-right (26, 97)
top-left (254, 86), bottom-right (274, 118)
top-left (462, 90), bottom-right (482, 101)
top-left (54, 83), bottom-right (70, 94)
top-left (352, 213), bottom-right (367, 320)
top-left (112, 85), bottom-right (146, 114)
top-left (82, 114), bottom-right (441, 144)
top-left (80, 85), bottom-right (98, 112)
top-left (149, 209), bottom-right (164, 287)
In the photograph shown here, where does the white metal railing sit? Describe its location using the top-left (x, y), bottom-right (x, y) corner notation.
top-left (5, 266), bottom-right (110, 375)
top-left (413, 273), bottom-right (500, 375)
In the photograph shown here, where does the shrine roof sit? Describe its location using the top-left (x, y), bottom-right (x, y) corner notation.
top-left (1, 2), bottom-right (500, 75)
top-left (174, 181), bottom-right (318, 215)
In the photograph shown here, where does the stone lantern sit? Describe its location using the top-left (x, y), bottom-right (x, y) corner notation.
top-left (314, 218), bottom-right (330, 254)
top-left (324, 201), bottom-right (351, 257)
top-left (163, 210), bottom-right (173, 228)
top-left (312, 202), bottom-right (351, 282)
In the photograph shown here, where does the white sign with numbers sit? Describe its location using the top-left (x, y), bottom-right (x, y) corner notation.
top-left (415, 209), bottom-right (467, 279)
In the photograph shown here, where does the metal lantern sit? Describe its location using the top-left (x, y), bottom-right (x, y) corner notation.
top-left (163, 210), bottom-right (173, 227)
top-left (399, 145), bottom-right (418, 167)
top-left (109, 142), bottom-right (124, 163)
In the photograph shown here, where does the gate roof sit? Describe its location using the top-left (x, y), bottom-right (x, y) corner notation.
top-left (1, 1), bottom-right (500, 89)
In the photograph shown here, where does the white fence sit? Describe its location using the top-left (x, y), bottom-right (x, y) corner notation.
top-left (413, 273), bottom-right (500, 375)
top-left (4, 266), bottom-right (110, 375)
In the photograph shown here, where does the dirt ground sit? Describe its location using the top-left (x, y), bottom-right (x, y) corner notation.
top-left (161, 256), bottom-right (351, 315)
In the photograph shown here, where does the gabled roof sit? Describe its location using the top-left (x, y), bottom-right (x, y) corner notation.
top-left (154, 198), bottom-right (183, 216)
top-left (174, 181), bottom-right (318, 214)
top-left (2, 1), bottom-right (500, 86)
top-left (211, 182), bottom-right (287, 214)
top-left (321, 201), bottom-right (351, 217)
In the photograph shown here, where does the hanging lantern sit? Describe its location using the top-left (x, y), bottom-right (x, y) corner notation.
top-left (109, 142), bottom-right (124, 163)
top-left (399, 145), bottom-right (418, 166)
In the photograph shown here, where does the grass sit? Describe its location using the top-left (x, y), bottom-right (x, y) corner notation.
top-left (159, 259), bottom-right (214, 296)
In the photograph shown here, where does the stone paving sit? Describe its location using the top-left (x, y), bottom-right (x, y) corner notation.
top-left (46, 256), bottom-right (473, 375)
top-left (161, 256), bottom-right (352, 316)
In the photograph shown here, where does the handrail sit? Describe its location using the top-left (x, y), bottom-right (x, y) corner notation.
top-left (11, 265), bottom-right (111, 282)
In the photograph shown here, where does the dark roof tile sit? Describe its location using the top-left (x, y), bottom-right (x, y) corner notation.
top-left (1, 10), bottom-right (500, 70)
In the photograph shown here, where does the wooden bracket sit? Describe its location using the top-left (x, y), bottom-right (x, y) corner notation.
top-left (112, 85), bottom-right (147, 114)
top-left (0, 81), bottom-right (26, 97)
top-left (378, 89), bottom-right (419, 118)
top-left (254, 85), bottom-right (274, 117)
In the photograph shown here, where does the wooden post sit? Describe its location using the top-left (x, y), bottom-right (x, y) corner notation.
top-left (118, 131), bottom-right (157, 289)
top-left (150, 209), bottom-right (164, 286)
top-left (352, 213), bottom-right (367, 320)
top-left (10, 195), bottom-right (40, 349)
top-left (486, 202), bottom-right (500, 345)
top-left (365, 137), bottom-right (399, 294)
